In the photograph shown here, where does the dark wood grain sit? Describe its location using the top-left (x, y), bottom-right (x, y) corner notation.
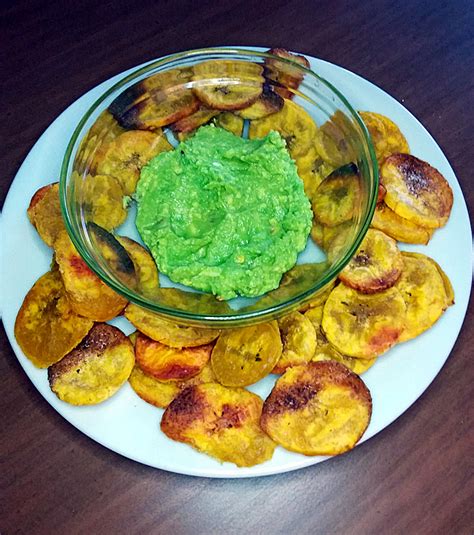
top-left (1, 1), bottom-right (473, 533)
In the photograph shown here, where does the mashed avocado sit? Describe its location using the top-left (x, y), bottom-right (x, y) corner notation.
top-left (136, 125), bottom-right (312, 299)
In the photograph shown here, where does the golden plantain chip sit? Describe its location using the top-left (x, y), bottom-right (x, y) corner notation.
top-left (235, 83), bottom-right (284, 119)
top-left (312, 163), bottom-right (361, 227)
top-left (214, 112), bottom-right (244, 137)
top-left (322, 284), bottom-right (406, 358)
top-left (425, 256), bottom-right (455, 307)
top-left (171, 106), bottom-right (219, 136)
top-left (27, 182), bottom-right (66, 247)
top-left (211, 321), bottom-right (282, 387)
top-left (144, 287), bottom-right (231, 315)
top-left (135, 331), bottom-right (212, 381)
top-left (359, 111), bottom-right (409, 164)
top-left (316, 111), bottom-right (356, 168)
top-left (370, 201), bottom-right (434, 245)
top-left (381, 153), bottom-right (453, 229)
top-left (161, 383), bottom-right (276, 467)
top-left (81, 174), bottom-right (127, 231)
top-left (339, 229), bottom-right (403, 293)
top-left (304, 307), bottom-right (375, 374)
top-left (48, 323), bottom-right (134, 405)
top-left (192, 60), bottom-right (264, 110)
top-left (116, 236), bottom-right (160, 296)
top-left (124, 303), bottom-right (220, 348)
top-left (273, 312), bottom-right (317, 374)
top-left (93, 130), bottom-right (173, 195)
top-left (128, 361), bottom-right (216, 409)
top-left (261, 361), bottom-right (372, 455)
top-left (14, 269), bottom-right (93, 368)
top-left (54, 230), bottom-right (128, 321)
top-left (264, 48), bottom-right (310, 100)
top-left (395, 252), bottom-right (452, 342)
top-left (298, 155), bottom-right (335, 201)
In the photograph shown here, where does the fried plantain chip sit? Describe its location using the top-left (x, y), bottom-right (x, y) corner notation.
top-left (143, 287), bottom-right (231, 315)
top-left (312, 163), bottom-right (361, 227)
top-left (425, 256), bottom-right (455, 307)
top-left (370, 201), bottom-right (434, 245)
top-left (211, 322), bottom-right (282, 387)
top-left (235, 83), bottom-right (284, 119)
top-left (129, 361), bottom-right (216, 408)
top-left (395, 252), bottom-right (452, 342)
top-left (359, 111), bottom-right (409, 164)
top-left (81, 174), bottom-right (127, 231)
top-left (192, 60), bottom-right (264, 111)
top-left (339, 229), bottom-right (403, 293)
top-left (14, 269), bottom-right (93, 368)
top-left (54, 230), bottom-right (128, 321)
top-left (161, 383), bottom-right (276, 467)
top-left (305, 306), bottom-right (376, 374)
top-left (135, 331), bottom-right (212, 381)
top-left (116, 236), bottom-right (160, 296)
top-left (27, 182), bottom-right (66, 247)
top-left (124, 303), bottom-right (220, 348)
top-left (48, 323), bottom-right (134, 405)
top-left (264, 48), bottom-right (310, 99)
top-left (298, 155), bottom-right (335, 201)
top-left (381, 153), bottom-right (453, 229)
top-left (171, 106), bottom-right (219, 135)
top-left (261, 361), bottom-right (372, 455)
top-left (214, 112), bottom-right (244, 137)
top-left (93, 130), bottom-right (173, 195)
top-left (322, 284), bottom-right (406, 358)
top-left (298, 281), bottom-right (335, 313)
top-left (273, 312), bottom-right (317, 374)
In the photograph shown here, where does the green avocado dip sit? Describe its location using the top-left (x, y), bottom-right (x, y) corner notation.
top-left (135, 125), bottom-right (312, 299)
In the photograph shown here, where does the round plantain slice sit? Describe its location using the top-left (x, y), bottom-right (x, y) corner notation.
top-left (124, 303), bottom-right (220, 348)
top-left (81, 174), bottom-right (127, 231)
top-left (322, 284), bottom-right (406, 359)
top-left (395, 252), bottom-right (452, 342)
top-left (93, 130), bottom-right (173, 195)
top-left (27, 182), bottom-right (66, 247)
top-left (261, 361), bottom-right (372, 456)
top-left (14, 269), bottom-right (94, 368)
top-left (370, 201), bottom-right (434, 245)
top-left (304, 306), bottom-right (375, 375)
top-left (192, 60), bottom-right (264, 111)
top-left (211, 322), bottom-right (282, 387)
top-left (161, 383), bottom-right (276, 467)
top-left (135, 331), bottom-right (212, 381)
top-left (312, 163), bottom-right (361, 227)
top-left (339, 228), bottom-right (403, 293)
top-left (53, 230), bottom-right (128, 321)
top-left (214, 112), bottom-right (244, 137)
top-left (425, 256), bottom-right (455, 307)
top-left (48, 323), bottom-right (135, 405)
top-left (264, 48), bottom-right (310, 100)
top-left (381, 153), bottom-right (453, 229)
top-left (235, 83), bottom-right (284, 120)
top-left (359, 111), bottom-right (409, 164)
top-left (129, 361), bottom-right (216, 409)
top-left (116, 236), bottom-right (160, 296)
top-left (273, 312), bottom-right (317, 374)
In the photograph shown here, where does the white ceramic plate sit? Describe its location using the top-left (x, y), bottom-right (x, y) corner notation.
top-left (1, 50), bottom-right (471, 478)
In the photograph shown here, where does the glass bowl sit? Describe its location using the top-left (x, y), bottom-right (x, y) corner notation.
top-left (60, 47), bottom-right (378, 327)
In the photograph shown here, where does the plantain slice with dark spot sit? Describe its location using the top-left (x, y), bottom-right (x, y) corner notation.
top-left (14, 268), bottom-right (94, 368)
top-left (264, 48), bottom-right (310, 100)
top-left (381, 153), bottom-right (453, 229)
top-left (339, 229), bottom-right (403, 293)
top-left (27, 182), bottom-right (66, 247)
top-left (81, 174), bottom-right (127, 231)
top-left (235, 83), bottom-right (284, 120)
top-left (261, 361), bottom-right (372, 455)
top-left (192, 60), bottom-right (264, 111)
top-left (161, 383), bottom-right (276, 467)
top-left (48, 323), bottom-right (135, 405)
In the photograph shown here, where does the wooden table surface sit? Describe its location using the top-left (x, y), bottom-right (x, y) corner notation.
top-left (1, 1), bottom-right (473, 533)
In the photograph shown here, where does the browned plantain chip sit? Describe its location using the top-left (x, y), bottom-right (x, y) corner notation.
top-left (14, 268), bottom-right (94, 368)
top-left (322, 284), bottom-right (406, 358)
top-left (339, 229), bottom-right (403, 293)
top-left (235, 83), bottom-right (284, 119)
top-left (161, 383), bottom-right (276, 467)
top-left (214, 112), bottom-right (244, 137)
top-left (381, 153), bottom-right (453, 229)
top-left (81, 174), bottom-right (127, 231)
top-left (135, 331), bottom-right (212, 381)
top-left (264, 48), bottom-right (310, 99)
top-left (261, 361), bottom-right (372, 455)
top-left (124, 303), bottom-right (220, 348)
top-left (48, 323), bottom-right (134, 405)
top-left (27, 183), bottom-right (66, 247)
top-left (171, 106), bottom-right (219, 135)
top-left (54, 230), bottom-right (128, 321)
